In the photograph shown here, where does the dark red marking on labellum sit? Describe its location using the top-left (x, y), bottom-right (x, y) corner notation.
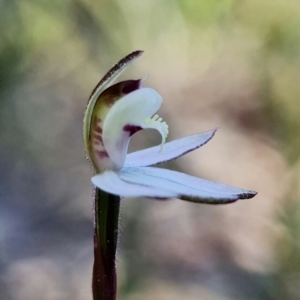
top-left (104, 95), bottom-right (118, 107)
top-left (94, 134), bottom-right (104, 144)
top-left (123, 124), bottom-right (142, 136)
top-left (96, 150), bottom-right (109, 159)
top-left (122, 79), bottom-right (142, 94)
top-left (95, 126), bottom-right (102, 134)
top-left (99, 80), bottom-right (142, 108)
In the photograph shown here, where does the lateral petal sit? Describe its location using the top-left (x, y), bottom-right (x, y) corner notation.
top-left (91, 170), bottom-right (176, 199)
top-left (118, 167), bottom-right (257, 204)
top-left (125, 129), bottom-right (217, 167)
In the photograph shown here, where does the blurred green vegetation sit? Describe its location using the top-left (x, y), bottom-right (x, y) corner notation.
top-left (1, 0), bottom-right (300, 299)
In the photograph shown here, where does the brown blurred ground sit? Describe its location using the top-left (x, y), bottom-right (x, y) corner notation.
top-left (1, 0), bottom-right (300, 299)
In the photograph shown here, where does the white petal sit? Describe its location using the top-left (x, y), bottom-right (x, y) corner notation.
top-left (118, 167), bottom-right (257, 204)
top-left (125, 129), bottom-right (217, 167)
top-left (103, 88), bottom-right (164, 169)
top-left (92, 170), bottom-right (177, 198)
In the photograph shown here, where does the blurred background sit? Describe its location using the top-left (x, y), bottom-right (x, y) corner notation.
top-left (1, 0), bottom-right (300, 299)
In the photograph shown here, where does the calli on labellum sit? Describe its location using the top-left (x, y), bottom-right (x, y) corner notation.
top-left (83, 51), bottom-right (257, 204)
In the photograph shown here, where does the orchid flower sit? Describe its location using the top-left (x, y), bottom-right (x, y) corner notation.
top-left (84, 51), bottom-right (257, 204)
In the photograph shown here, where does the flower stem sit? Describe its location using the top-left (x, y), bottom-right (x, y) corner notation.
top-left (92, 188), bottom-right (120, 300)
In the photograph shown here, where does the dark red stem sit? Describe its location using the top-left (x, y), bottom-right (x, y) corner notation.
top-left (92, 189), bottom-right (120, 300)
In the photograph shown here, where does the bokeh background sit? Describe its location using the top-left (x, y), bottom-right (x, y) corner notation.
top-left (1, 0), bottom-right (300, 299)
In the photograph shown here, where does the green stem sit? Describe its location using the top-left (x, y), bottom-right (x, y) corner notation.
top-left (92, 188), bottom-right (120, 300)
